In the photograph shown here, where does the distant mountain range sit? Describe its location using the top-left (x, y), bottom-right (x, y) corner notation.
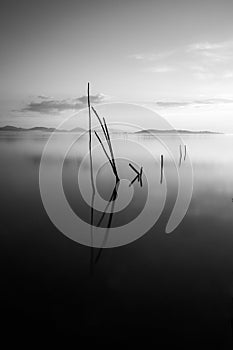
top-left (0, 125), bottom-right (86, 133)
top-left (135, 129), bottom-right (222, 134)
top-left (0, 125), bottom-right (222, 134)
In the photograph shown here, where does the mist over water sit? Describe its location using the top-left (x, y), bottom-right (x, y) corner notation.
top-left (1, 131), bottom-right (233, 344)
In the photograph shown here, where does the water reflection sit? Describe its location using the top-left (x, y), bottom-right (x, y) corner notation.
top-left (95, 181), bottom-right (120, 264)
top-left (1, 132), bottom-right (233, 343)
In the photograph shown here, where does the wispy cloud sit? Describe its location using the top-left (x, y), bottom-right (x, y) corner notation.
top-left (131, 40), bottom-right (233, 81)
top-left (190, 64), bottom-right (233, 80)
top-left (155, 101), bottom-right (190, 107)
top-left (187, 42), bottom-right (227, 52)
top-left (143, 65), bottom-right (175, 73)
top-left (154, 98), bottom-right (233, 108)
top-left (186, 40), bottom-right (233, 63)
top-left (187, 40), bottom-right (233, 52)
top-left (130, 50), bottom-right (175, 61)
top-left (37, 95), bottom-right (54, 100)
top-left (222, 71), bottom-right (233, 79)
top-left (22, 93), bottom-right (107, 114)
top-left (190, 67), bottom-right (216, 80)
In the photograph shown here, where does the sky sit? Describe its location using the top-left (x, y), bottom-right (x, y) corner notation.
top-left (1, 0), bottom-right (233, 131)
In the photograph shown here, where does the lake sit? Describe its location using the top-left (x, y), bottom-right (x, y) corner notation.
top-left (1, 131), bottom-right (233, 345)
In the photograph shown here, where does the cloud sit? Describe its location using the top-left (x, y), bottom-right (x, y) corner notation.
top-left (155, 101), bottom-right (190, 107)
top-left (131, 41), bottom-right (233, 65)
top-left (132, 40), bottom-right (233, 80)
top-left (37, 95), bottom-right (53, 100)
top-left (190, 64), bottom-right (233, 80)
top-left (187, 42), bottom-right (225, 52)
top-left (222, 71), bottom-right (233, 79)
top-left (187, 41), bottom-right (233, 52)
top-left (188, 65), bottom-right (214, 80)
top-left (154, 98), bottom-right (233, 108)
top-left (186, 40), bottom-right (233, 63)
top-left (22, 93), bottom-right (107, 114)
top-left (199, 50), bottom-right (231, 63)
top-left (192, 98), bottom-right (233, 104)
top-left (143, 65), bottom-right (175, 73)
top-left (130, 50), bottom-right (175, 61)
top-left (193, 71), bottom-right (216, 80)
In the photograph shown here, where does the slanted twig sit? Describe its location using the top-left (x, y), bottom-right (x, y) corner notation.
top-left (129, 174), bottom-right (139, 187)
top-left (94, 131), bottom-right (114, 170)
top-left (93, 109), bottom-right (119, 182)
top-left (129, 163), bottom-right (140, 176)
top-left (129, 163), bottom-right (143, 187)
top-left (103, 117), bottom-right (118, 177)
top-left (91, 107), bottom-right (108, 141)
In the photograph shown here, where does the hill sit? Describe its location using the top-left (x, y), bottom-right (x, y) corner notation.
top-left (0, 125), bottom-right (86, 133)
top-left (135, 129), bottom-right (222, 134)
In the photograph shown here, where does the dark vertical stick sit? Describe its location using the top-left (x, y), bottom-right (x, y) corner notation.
top-left (90, 194), bottom-right (95, 275)
top-left (184, 145), bottom-right (187, 161)
top-left (140, 167), bottom-right (143, 178)
top-left (180, 145), bottom-right (182, 159)
top-left (160, 155), bottom-right (164, 184)
top-left (88, 83), bottom-right (95, 195)
top-left (139, 167), bottom-right (143, 187)
top-left (179, 145), bottom-right (182, 167)
top-left (87, 83), bottom-right (95, 275)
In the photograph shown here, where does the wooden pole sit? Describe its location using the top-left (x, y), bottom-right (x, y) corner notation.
top-left (160, 155), bottom-right (164, 184)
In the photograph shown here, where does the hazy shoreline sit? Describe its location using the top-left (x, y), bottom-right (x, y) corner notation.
top-left (0, 125), bottom-right (223, 135)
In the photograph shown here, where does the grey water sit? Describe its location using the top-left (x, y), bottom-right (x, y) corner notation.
top-left (1, 131), bottom-right (233, 345)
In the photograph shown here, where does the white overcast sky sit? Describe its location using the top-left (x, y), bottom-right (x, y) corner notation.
top-left (1, 0), bottom-right (233, 132)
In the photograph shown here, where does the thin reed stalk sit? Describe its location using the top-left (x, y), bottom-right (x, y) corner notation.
top-left (87, 83), bottom-right (95, 275)
top-left (139, 167), bottom-right (143, 187)
top-left (92, 107), bottom-right (108, 140)
top-left (129, 174), bottom-right (139, 187)
top-left (94, 130), bottom-right (114, 169)
top-left (179, 145), bottom-right (182, 167)
top-left (92, 107), bottom-right (119, 182)
top-left (129, 163), bottom-right (143, 186)
top-left (88, 83), bottom-right (95, 195)
top-left (103, 117), bottom-right (118, 177)
top-left (129, 163), bottom-right (140, 175)
top-left (160, 155), bottom-right (164, 184)
top-left (184, 145), bottom-right (187, 161)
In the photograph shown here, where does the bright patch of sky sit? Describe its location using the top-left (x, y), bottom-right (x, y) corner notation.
top-left (1, 0), bottom-right (233, 132)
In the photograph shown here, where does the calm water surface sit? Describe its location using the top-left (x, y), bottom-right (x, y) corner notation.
top-left (1, 131), bottom-right (233, 345)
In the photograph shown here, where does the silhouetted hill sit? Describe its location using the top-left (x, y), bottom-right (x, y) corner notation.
top-left (69, 127), bottom-right (86, 133)
top-left (0, 125), bottom-right (86, 133)
top-left (135, 129), bottom-right (222, 134)
top-left (0, 125), bottom-right (25, 131)
top-left (0, 125), bottom-right (222, 134)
